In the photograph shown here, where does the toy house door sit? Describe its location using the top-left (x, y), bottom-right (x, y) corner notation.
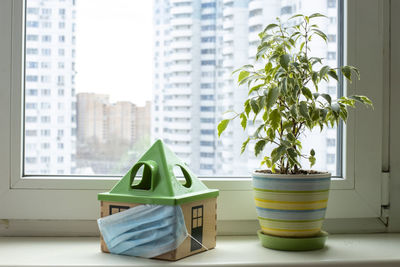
top-left (190, 205), bottom-right (203, 251)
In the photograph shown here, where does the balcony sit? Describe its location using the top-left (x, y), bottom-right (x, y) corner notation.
top-left (170, 17), bottom-right (193, 27)
top-left (169, 63), bottom-right (192, 72)
top-left (170, 6), bottom-right (193, 15)
top-left (223, 7), bottom-right (234, 17)
top-left (249, 15), bottom-right (263, 27)
top-left (223, 19), bottom-right (234, 30)
top-left (169, 75), bottom-right (192, 84)
top-left (170, 40), bottom-right (192, 49)
top-left (171, 29), bottom-right (192, 38)
top-left (248, 0), bottom-right (264, 11)
top-left (170, 52), bottom-right (192, 61)
top-left (222, 45), bottom-right (234, 56)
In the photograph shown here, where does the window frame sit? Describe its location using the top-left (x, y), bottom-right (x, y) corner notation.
top-left (0, 0), bottom-right (386, 227)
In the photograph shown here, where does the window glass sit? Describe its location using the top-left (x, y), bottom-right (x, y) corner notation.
top-left (24, 0), bottom-right (340, 176)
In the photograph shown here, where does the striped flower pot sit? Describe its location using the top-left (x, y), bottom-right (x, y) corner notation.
top-left (252, 171), bottom-right (331, 237)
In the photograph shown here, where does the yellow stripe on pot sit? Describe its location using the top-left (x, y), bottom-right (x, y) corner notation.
top-left (261, 226), bottom-right (321, 237)
top-left (253, 191), bottom-right (330, 202)
top-left (254, 198), bottom-right (328, 210)
top-left (258, 218), bottom-right (324, 230)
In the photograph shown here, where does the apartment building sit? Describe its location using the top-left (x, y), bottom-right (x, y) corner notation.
top-left (24, 0), bottom-right (76, 175)
top-left (153, 0), bottom-right (339, 176)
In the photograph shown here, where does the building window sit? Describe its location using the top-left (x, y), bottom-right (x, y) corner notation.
top-left (249, 9), bottom-right (262, 17)
top-left (26, 21), bottom-right (39, 28)
top-left (328, 34), bottom-right (336, 43)
top-left (327, 154), bottom-right (336, 164)
top-left (190, 205), bottom-right (204, 251)
top-left (109, 205), bottom-right (130, 215)
top-left (201, 60), bottom-right (216, 65)
top-left (328, 0), bottom-right (336, 8)
top-left (327, 51), bottom-right (336, 60)
top-left (201, 14), bottom-right (216, 20)
top-left (201, 2), bottom-right (216, 8)
top-left (280, 6), bottom-right (293, 15)
top-left (201, 36), bottom-right (216, 43)
top-left (327, 138), bottom-right (336, 147)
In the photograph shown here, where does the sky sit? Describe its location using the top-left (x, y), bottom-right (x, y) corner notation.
top-left (75, 0), bottom-right (153, 106)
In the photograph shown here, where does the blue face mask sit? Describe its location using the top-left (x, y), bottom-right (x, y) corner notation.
top-left (98, 204), bottom-right (188, 258)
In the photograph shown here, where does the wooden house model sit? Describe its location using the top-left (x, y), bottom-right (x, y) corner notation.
top-left (98, 140), bottom-right (219, 260)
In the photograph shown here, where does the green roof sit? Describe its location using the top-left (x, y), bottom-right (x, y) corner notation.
top-left (98, 140), bottom-right (219, 205)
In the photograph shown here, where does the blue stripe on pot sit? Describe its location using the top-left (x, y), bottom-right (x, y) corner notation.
top-left (253, 179), bottom-right (331, 191)
top-left (256, 207), bottom-right (327, 220)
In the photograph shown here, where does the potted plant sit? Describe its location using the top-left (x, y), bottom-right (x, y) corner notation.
top-left (217, 14), bottom-right (372, 251)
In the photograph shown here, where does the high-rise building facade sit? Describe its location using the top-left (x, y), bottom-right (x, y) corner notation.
top-left (76, 93), bottom-right (151, 174)
top-left (153, 0), bottom-right (223, 175)
top-left (24, 0), bottom-right (76, 175)
top-left (153, 0), bottom-right (340, 176)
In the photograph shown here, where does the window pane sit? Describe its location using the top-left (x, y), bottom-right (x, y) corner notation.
top-left (24, 0), bottom-right (340, 176)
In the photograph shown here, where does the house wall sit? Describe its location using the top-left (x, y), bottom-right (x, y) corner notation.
top-left (99, 197), bottom-right (217, 260)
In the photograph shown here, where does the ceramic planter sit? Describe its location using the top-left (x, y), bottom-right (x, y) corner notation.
top-left (252, 171), bottom-right (331, 238)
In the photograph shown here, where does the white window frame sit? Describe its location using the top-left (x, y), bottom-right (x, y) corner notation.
top-left (0, 0), bottom-right (387, 228)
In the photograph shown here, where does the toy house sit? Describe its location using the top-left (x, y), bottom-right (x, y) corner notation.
top-left (98, 140), bottom-right (219, 260)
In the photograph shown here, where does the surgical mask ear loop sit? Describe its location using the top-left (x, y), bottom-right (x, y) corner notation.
top-left (187, 233), bottom-right (209, 251)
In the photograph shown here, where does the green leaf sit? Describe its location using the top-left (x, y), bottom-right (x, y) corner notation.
top-left (280, 78), bottom-right (287, 94)
top-left (309, 156), bottom-right (316, 168)
top-left (312, 29), bottom-right (328, 42)
top-left (312, 72), bottom-right (319, 88)
top-left (287, 147), bottom-right (299, 164)
top-left (265, 62), bottom-right (273, 73)
top-left (262, 109), bottom-right (269, 121)
top-left (267, 127), bottom-right (275, 140)
top-left (266, 87), bottom-right (280, 109)
top-left (269, 109), bottom-right (281, 130)
top-left (348, 95), bottom-right (373, 106)
top-left (272, 145), bottom-right (287, 164)
top-left (287, 132), bottom-right (296, 142)
top-left (264, 23), bottom-right (278, 32)
top-left (248, 83), bottom-right (264, 95)
top-left (280, 54), bottom-right (290, 70)
top-left (258, 95), bottom-right (267, 109)
top-left (244, 99), bottom-right (251, 116)
top-left (339, 106), bottom-right (348, 121)
top-left (255, 140), bottom-right (266, 157)
top-left (241, 137), bottom-right (250, 154)
top-left (240, 113), bottom-right (247, 130)
top-left (319, 65), bottom-right (330, 78)
top-left (321, 93), bottom-right (332, 105)
top-left (301, 87), bottom-right (313, 100)
top-left (310, 148), bottom-right (315, 156)
top-left (250, 99), bottom-right (260, 114)
top-left (331, 103), bottom-right (340, 115)
top-left (299, 101), bottom-right (310, 120)
top-left (281, 140), bottom-right (292, 148)
top-left (290, 104), bottom-right (298, 118)
top-left (348, 65), bottom-right (360, 79)
top-left (341, 66), bottom-right (352, 82)
top-left (300, 42), bottom-right (305, 52)
top-left (328, 69), bottom-right (339, 81)
top-left (253, 124), bottom-right (265, 137)
top-left (309, 13), bottom-right (327, 19)
top-left (217, 119), bottom-right (230, 137)
top-left (289, 14), bottom-right (303, 20)
top-left (311, 108), bottom-right (320, 121)
top-left (320, 108), bottom-right (328, 121)
top-left (238, 71), bottom-right (250, 83)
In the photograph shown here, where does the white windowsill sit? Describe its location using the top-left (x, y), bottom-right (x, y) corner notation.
top-left (1, 234), bottom-right (400, 267)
